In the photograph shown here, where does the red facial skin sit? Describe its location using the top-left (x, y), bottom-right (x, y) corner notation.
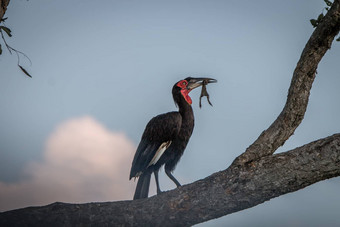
top-left (176, 80), bottom-right (192, 105)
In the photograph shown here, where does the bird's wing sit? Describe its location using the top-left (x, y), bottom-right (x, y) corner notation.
top-left (129, 112), bottom-right (182, 179)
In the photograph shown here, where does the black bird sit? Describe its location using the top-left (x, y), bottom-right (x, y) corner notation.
top-left (129, 77), bottom-right (217, 200)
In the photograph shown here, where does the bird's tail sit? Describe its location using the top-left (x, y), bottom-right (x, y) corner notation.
top-left (133, 171), bottom-right (151, 200)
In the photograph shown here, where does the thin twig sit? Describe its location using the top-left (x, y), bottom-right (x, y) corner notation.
top-left (0, 29), bottom-right (32, 65)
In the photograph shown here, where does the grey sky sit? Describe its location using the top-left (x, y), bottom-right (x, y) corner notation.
top-left (0, 0), bottom-right (340, 226)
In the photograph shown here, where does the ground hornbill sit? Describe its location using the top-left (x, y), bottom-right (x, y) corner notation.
top-left (129, 77), bottom-right (217, 200)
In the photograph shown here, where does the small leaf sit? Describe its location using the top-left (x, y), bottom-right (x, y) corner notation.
top-left (336, 36), bottom-right (340, 42)
top-left (1, 17), bottom-right (8, 22)
top-left (18, 65), bottom-right (32, 78)
top-left (0, 44), bottom-right (2, 55)
top-left (310, 19), bottom-right (318, 28)
top-left (317, 13), bottom-right (324, 21)
top-left (324, 0), bottom-right (332, 6)
top-left (0, 26), bottom-right (12, 37)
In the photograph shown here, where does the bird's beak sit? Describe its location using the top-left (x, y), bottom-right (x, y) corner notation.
top-left (187, 77), bottom-right (217, 90)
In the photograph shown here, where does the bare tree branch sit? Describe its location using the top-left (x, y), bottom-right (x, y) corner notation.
top-left (1, 134), bottom-right (340, 226)
top-left (234, 0), bottom-right (340, 165)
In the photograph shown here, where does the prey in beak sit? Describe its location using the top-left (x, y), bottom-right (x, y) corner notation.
top-left (184, 77), bottom-right (217, 108)
top-left (199, 79), bottom-right (214, 108)
top-left (186, 77), bottom-right (217, 90)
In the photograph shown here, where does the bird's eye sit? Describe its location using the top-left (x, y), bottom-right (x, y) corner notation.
top-left (182, 81), bottom-right (187, 85)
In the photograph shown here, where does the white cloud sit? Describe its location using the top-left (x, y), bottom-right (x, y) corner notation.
top-left (0, 116), bottom-right (136, 212)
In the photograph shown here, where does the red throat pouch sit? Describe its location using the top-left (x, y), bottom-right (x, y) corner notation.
top-left (181, 89), bottom-right (192, 105)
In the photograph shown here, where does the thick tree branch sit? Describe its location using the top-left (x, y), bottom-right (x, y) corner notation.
top-left (1, 134), bottom-right (340, 226)
top-left (234, 0), bottom-right (340, 165)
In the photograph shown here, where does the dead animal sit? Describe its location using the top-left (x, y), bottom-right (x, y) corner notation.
top-left (199, 79), bottom-right (214, 108)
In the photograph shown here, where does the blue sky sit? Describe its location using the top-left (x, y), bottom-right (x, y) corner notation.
top-left (1, 0), bottom-right (340, 226)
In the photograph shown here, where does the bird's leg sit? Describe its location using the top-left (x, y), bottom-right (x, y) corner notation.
top-left (165, 168), bottom-right (181, 187)
top-left (154, 171), bottom-right (162, 194)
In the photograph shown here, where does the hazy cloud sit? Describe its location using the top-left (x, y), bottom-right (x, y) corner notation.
top-left (0, 116), bottom-right (136, 212)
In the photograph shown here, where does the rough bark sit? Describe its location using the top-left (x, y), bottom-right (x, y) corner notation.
top-left (0, 0), bottom-right (10, 21)
top-left (0, 0), bottom-right (340, 226)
